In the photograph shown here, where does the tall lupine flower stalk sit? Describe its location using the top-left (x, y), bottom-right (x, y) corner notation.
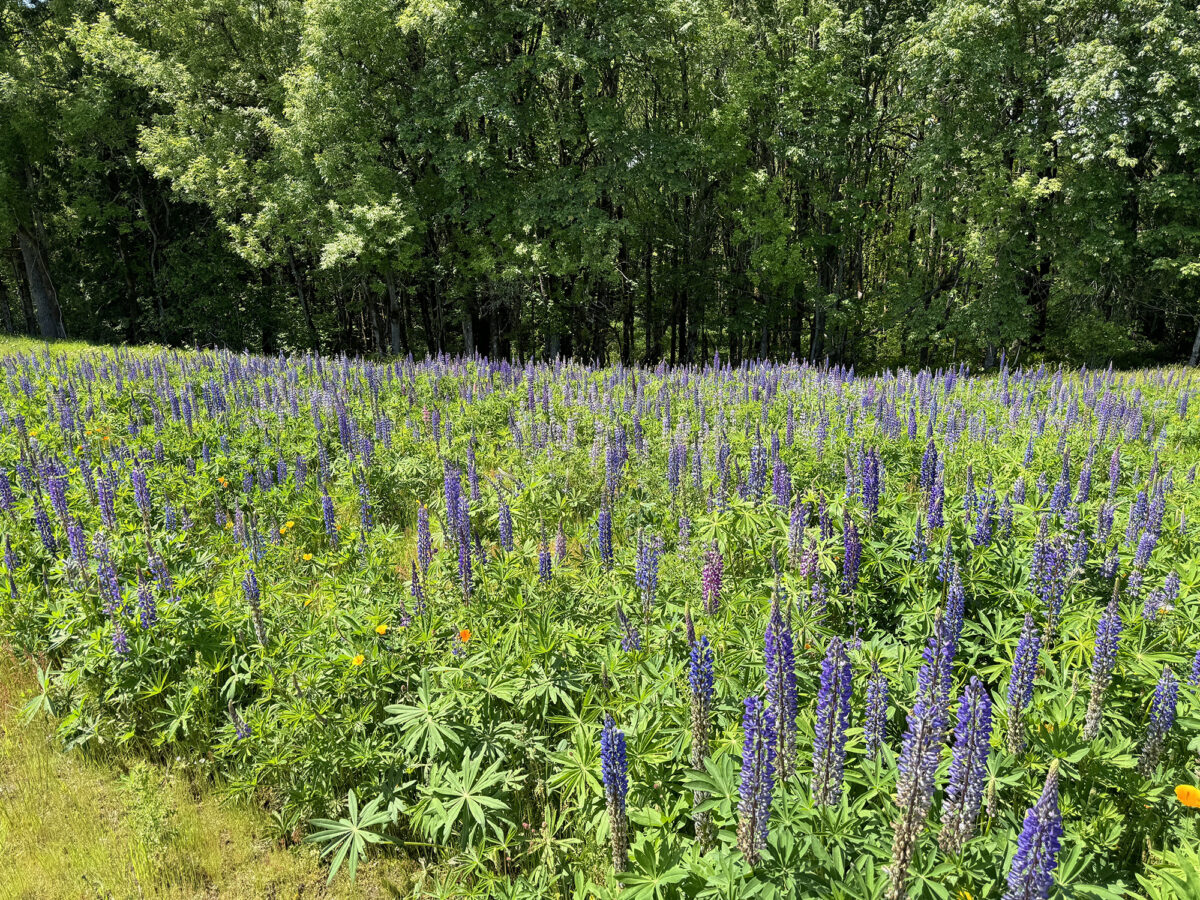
top-left (243, 568), bottom-right (267, 645)
top-left (1138, 665), bottom-right (1179, 775)
top-left (616, 602), bottom-right (641, 652)
top-left (765, 594), bottom-right (798, 777)
top-left (1006, 613), bottom-right (1042, 755)
top-left (737, 695), bottom-right (776, 866)
top-left (136, 571), bottom-right (157, 629)
top-left (599, 714), bottom-right (630, 873)
top-left (3, 536), bottom-right (17, 599)
top-left (841, 516), bottom-right (862, 595)
top-left (864, 661), bottom-right (889, 761)
top-left (597, 504), bottom-right (614, 570)
top-left (416, 504), bottom-right (432, 574)
top-left (538, 523), bottom-right (552, 584)
top-left (498, 499), bottom-right (514, 553)
top-left (686, 611), bottom-right (716, 850)
top-left (811, 637), bottom-right (852, 804)
top-left (410, 562), bottom-right (426, 615)
top-left (938, 677), bottom-right (993, 853)
top-left (131, 466), bottom-right (152, 531)
top-left (635, 530), bottom-right (661, 625)
top-left (1002, 764), bottom-right (1064, 900)
top-left (322, 488), bottom-right (338, 549)
top-left (945, 564), bottom-right (966, 651)
top-left (886, 616), bottom-right (955, 900)
top-left (1083, 591), bottom-right (1123, 740)
top-left (701, 542), bottom-right (723, 614)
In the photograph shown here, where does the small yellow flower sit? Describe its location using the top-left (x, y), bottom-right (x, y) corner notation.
top-left (351, 654), bottom-right (365, 666)
top-left (304, 597), bottom-right (315, 607)
top-left (225, 521), bottom-right (233, 530)
top-left (376, 624), bottom-right (388, 635)
top-left (303, 553), bottom-right (313, 561)
top-left (279, 527), bottom-right (287, 535)
top-left (286, 520), bottom-right (295, 529)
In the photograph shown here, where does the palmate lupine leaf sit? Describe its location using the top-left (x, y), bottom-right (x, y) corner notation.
top-left (384, 670), bottom-right (461, 760)
top-left (427, 749), bottom-right (515, 843)
top-left (304, 789), bottom-right (392, 885)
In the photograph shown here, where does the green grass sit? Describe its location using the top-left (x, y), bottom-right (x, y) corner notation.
top-left (0, 650), bottom-right (420, 900)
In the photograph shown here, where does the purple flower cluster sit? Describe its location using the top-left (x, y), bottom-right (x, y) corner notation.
top-left (887, 616), bottom-right (954, 900)
top-left (1006, 613), bottom-right (1041, 754)
top-left (764, 595), bottom-right (798, 777)
top-left (811, 637), bottom-right (851, 804)
top-left (939, 677), bottom-right (993, 853)
top-left (1083, 592), bottom-right (1123, 740)
top-left (864, 661), bottom-right (889, 761)
top-left (1138, 665), bottom-right (1178, 775)
top-left (1003, 766), bottom-right (1063, 900)
top-left (599, 714), bottom-right (630, 872)
top-left (737, 695), bottom-right (776, 866)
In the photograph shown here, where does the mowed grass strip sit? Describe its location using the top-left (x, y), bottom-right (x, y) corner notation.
top-left (0, 651), bottom-right (418, 900)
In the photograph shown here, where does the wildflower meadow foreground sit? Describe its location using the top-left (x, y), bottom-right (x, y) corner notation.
top-left (2, 339), bottom-right (1200, 899)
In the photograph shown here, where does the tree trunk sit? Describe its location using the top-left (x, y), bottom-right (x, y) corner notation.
top-left (10, 245), bottom-right (37, 335)
top-left (0, 271), bottom-right (13, 334)
top-left (16, 228), bottom-right (65, 339)
top-left (1190, 315), bottom-right (1200, 367)
top-left (384, 270), bottom-right (408, 355)
top-left (286, 245), bottom-right (320, 351)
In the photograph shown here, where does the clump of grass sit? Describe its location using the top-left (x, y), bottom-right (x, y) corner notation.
top-left (0, 651), bottom-right (417, 899)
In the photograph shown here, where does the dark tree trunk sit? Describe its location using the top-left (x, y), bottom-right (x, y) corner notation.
top-left (286, 245), bottom-right (321, 351)
top-left (16, 228), bottom-right (65, 339)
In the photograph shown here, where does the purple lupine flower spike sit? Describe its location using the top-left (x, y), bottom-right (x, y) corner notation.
top-left (1138, 665), bottom-right (1178, 775)
top-left (323, 488), bottom-right (338, 548)
top-left (864, 661), bottom-right (889, 761)
top-left (765, 593), bottom-right (798, 777)
top-left (228, 700), bottom-right (253, 740)
top-left (886, 616), bottom-right (954, 900)
top-left (498, 498), bottom-right (514, 553)
top-left (1006, 613), bottom-right (1041, 755)
top-left (939, 676), bottom-right (993, 853)
top-left (4, 536), bottom-right (18, 599)
top-left (136, 572), bottom-right (157, 629)
top-left (597, 504), bottom-right (614, 570)
top-left (416, 504), bottom-right (432, 573)
top-left (243, 568), bottom-right (267, 646)
top-left (701, 542), bottom-right (723, 614)
top-left (538, 524), bottom-right (552, 584)
top-left (112, 622), bottom-right (130, 655)
top-left (1002, 764), bottom-right (1064, 900)
top-left (1083, 590), bottom-right (1123, 740)
top-left (599, 714), bottom-right (630, 873)
top-left (841, 516), bottom-right (862, 595)
top-left (686, 610), bottom-right (716, 850)
top-left (811, 637), bottom-right (852, 804)
top-left (616, 602), bottom-right (641, 652)
top-left (737, 695), bottom-right (776, 866)
top-left (635, 530), bottom-right (661, 625)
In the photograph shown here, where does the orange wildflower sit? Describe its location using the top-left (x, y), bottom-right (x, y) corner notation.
top-left (1177, 784), bottom-right (1200, 808)
top-left (376, 624), bottom-right (389, 635)
top-left (459, 628), bottom-right (471, 643)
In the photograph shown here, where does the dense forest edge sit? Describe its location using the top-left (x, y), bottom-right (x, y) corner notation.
top-left (2, 0), bottom-right (1199, 369)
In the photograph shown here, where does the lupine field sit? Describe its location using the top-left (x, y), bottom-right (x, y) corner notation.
top-left (4, 340), bottom-right (1200, 900)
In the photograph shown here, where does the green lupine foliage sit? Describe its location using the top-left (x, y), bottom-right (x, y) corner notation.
top-left (1, 336), bottom-right (1200, 897)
